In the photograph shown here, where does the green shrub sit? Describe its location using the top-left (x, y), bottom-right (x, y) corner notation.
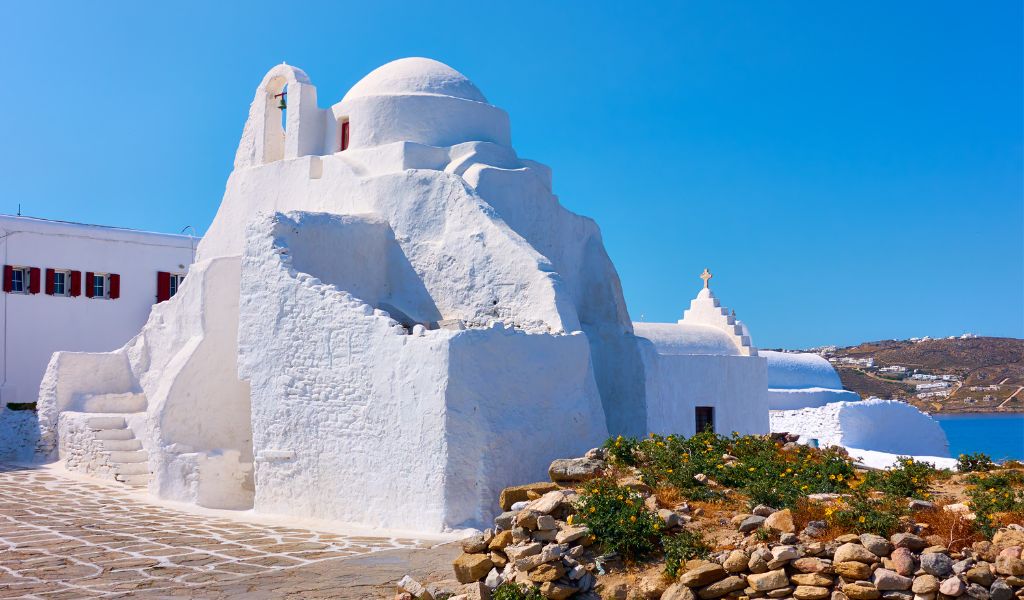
top-left (966, 472), bottom-right (1024, 537)
top-left (864, 456), bottom-right (938, 499)
top-left (826, 492), bottom-right (904, 537)
top-left (574, 477), bottom-right (661, 560)
top-left (957, 453), bottom-right (996, 473)
top-left (491, 582), bottom-right (544, 600)
top-left (662, 529), bottom-right (711, 578)
top-left (603, 435), bottom-right (642, 467)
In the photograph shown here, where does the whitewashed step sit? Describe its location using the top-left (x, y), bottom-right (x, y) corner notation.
top-left (114, 462), bottom-right (149, 476)
top-left (108, 450), bottom-right (147, 463)
top-left (101, 439), bottom-right (142, 451)
top-left (77, 392), bottom-right (147, 413)
top-left (115, 473), bottom-right (149, 486)
top-left (93, 428), bottom-right (134, 441)
top-left (87, 416), bottom-right (126, 430)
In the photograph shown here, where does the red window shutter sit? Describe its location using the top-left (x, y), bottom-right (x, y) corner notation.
top-left (85, 272), bottom-right (95, 298)
top-left (156, 271), bottom-right (171, 302)
top-left (109, 274), bottom-right (120, 299)
top-left (28, 267), bottom-right (40, 294)
top-left (341, 120), bottom-right (350, 151)
top-left (69, 271), bottom-right (81, 297)
top-left (2, 265), bottom-right (11, 293)
top-left (45, 269), bottom-right (55, 295)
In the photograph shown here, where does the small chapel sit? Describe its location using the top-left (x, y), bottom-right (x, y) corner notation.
top-left (21, 58), bottom-right (861, 534)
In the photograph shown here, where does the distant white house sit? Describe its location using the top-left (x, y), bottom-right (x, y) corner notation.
top-left (879, 365), bottom-right (907, 373)
top-left (916, 381), bottom-right (951, 391)
top-left (0, 215), bottom-right (196, 408)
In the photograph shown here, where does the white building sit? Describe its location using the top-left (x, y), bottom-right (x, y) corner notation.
top-left (0, 215), bottom-right (195, 458)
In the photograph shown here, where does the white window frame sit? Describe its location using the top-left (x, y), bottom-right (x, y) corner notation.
top-left (169, 273), bottom-right (185, 298)
top-left (9, 267), bottom-right (30, 294)
top-left (92, 273), bottom-right (109, 299)
top-left (52, 270), bottom-right (70, 297)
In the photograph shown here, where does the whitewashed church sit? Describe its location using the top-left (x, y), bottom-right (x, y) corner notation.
top-left (16, 58), bottom-right (891, 533)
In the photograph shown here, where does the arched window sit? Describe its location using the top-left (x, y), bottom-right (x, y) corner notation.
top-left (338, 117), bottom-right (350, 152)
top-left (263, 77), bottom-right (288, 163)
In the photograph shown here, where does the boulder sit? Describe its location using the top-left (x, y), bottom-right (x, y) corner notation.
top-left (938, 577), bottom-right (965, 597)
top-left (765, 509), bottom-right (796, 534)
top-left (638, 573), bottom-right (672, 599)
top-left (499, 482), bottom-right (561, 511)
top-left (526, 490), bottom-right (566, 514)
top-left (965, 583), bottom-right (989, 600)
top-left (964, 567), bottom-right (994, 588)
top-left (993, 529), bottom-right (1024, 552)
top-left (835, 543), bottom-right (879, 564)
top-left (767, 586), bottom-right (795, 598)
top-left (680, 563), bottom-right (728, 587)
top-left (873, 569), bottom-right (913, 591)
top-left (911, 575), bottom-right (939, 594)
top-left (740, 515), bottom-right (768, 533)
top-left (792, 574), bottom-right (834, 586)
top-left (843, 584), bottom-right (881, 600)
top-left (795, 587), bottom-right (832, 600)
top-left (748, 549), bottom-right (771, 574)
top-left (698, 576), bottom-right (749, 599)
top-left (504, 543), bottom-right (542, 562)
top-left (397, 575), bottom-right (431, 600)
top-left (724, 550), bottom-right (749, 574)
top-left (452, 553), bottom-right (494, 584)
top-left (539, 582), bottom-right (575, 600)
top-left (527, 562), bottom-right (565, 583)
top-left (793, 558), bottom-right (832, 574)
top-left (548, 458), bottom-right (606, 482)
top-left (861, 534), bottom-right (894, 557)
top-left (995, 555), bottom-right (1024, 576)
top-left (919, 553), bottom-right (953, 578)
top-left (754, 505), bottom-right (777, 517)
top-left (891, 534), bottom-right (927, 552)
top-left (890, 548), bottom-right (916, 577)
top-left (748, 569), bottom-right (790, 592)
top-left (662, 583), bottom-right (698, 600)
top-left (768, 545), bottom-right (801, 569)
top-left (835, 562), bottom-right (873, 581)
top-left (488, 530), bottom-right (513, 551)
top-left (555, 526), bottom-right (590, 545)
top-left (988, 579), bottom-right (1012, 600)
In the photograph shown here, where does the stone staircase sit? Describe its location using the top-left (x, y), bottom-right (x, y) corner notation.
top-left (87, 415), bottom-right (150, 487)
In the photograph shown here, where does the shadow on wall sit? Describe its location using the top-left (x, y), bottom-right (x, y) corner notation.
top-left (279, 212), bottom-right (442, 328)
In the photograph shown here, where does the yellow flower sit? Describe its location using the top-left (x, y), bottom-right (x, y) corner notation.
top-left (591, 488), bottom-right (598, 493)
top-left (859, 516), bottom-right (866, 523)
top-left (589, 506), bottom-right (596, 513)
top-left (717, 465), bottom-right (725, 469)
top-left (780, 473), bottom-right (786, 478)
top-left (829, 474), bottom-right (836, 480)
top-left (667, 469), bottom-right (673, 474)
top-left (748, 467), bottom-right (756, 472)
top-left (630, 515), bottom-right (637, 522)
top-left (801, 485), bottom-right (809, 490)
top-left (617, 495), bottom-right (624, 501)
top-left (837, 475), bottom-right (844, 482)
top-left (825, 507), bottom-right (835, 516)
top-left (786, 468), bottom-right (793, 473)
top-left (567, 515), bottom-right (574, 525)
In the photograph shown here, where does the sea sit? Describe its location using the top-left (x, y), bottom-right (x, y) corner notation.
top-left (932, 413), bottom-right (1024, 462)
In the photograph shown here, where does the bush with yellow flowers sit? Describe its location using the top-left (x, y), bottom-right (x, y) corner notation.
top-left (862, 456), bottom-right (942, 499)
top-left (965, 471), bottom-right (1024, 537)
top-left (573, 477), bottom-right (661, 560)
top-left (823, 491), bottom-right (903, 537)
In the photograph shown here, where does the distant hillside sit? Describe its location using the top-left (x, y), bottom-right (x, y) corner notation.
top-left (817, 337), bottom-right (1023, 413)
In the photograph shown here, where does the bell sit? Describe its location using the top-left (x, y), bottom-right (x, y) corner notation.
top-left (278, 98), bottom-right (287, 110)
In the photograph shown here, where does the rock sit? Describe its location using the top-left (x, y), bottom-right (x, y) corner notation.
top-left (724, 550), bottom-right (749, 574)
top-left (833, 592), bottom-right (850, 600)
top-left (1004, 575), bottom-right (1024, 586)
top-left (660, 508), bottom-right (684, 529)
top-left (995, 556), bottom-right (1024, 576)
top-left (843, 584), bottom-right (881, 600)
top-left (526, 491), bottom-right (566, 514)
top-left (462, 582), bottom-right (489, 600)
top-left (881, 592), bottom-right (913, 600)
top-left (600, 582), bottom-right (628, 600)
top-left (973, 541), bottom-right (996, 562)
top-left (953, 559), bottom-right (975, 575)
top-left (484, 568), bottom-right (503, 588)
top-left (792, 574), bottom-right (834, 586)
top-left (504, 543), bottom-right (542, 562)
top-left (965, 583), bottom-right (989, 600)
top-left (699, 576), bottom-right (749, 599)
top-left (922, 546), bottom-right (948, 555)
top-left (528, 562), bottom-right (566, 583)
top-left (912, 575), bottom-right (939, 594)
top-left (781, 533), bottom-right (799, 545)
top-left (874, 569), bottom-right (913, 591)
top-left (453, 553), bottom-right (494, 584)
top-left (837, 534), bottom-right (861, 543)
top-left (749, 548), bottom-right (771, 574)
top-left (768, 545), bottom-right (801, 569)
top-left (890, 548), bottom-right (916, 577)
top-left (989, 580), bottom-right (1012, 600)
top-left (395, 594), bottom-right (414, 600)
top-left (500, 482), bottom-right (560, 511)
top-left (835, 562), bottom-right (873, 581)
top-left (489, 530), bottom-right (513, 550)
top-left (740, 515), bottom-right (768, 533)
top-left (749, 569), bottom-right (790, 592)
top-left (836, 543), bottom-right (879, 565)
top-left (663, 583), bottom-right (698, 600)
top-left (767, 587), bottom-right (795, 598)
top-left (425, 580), bottom-right (463, 599)
top-left (555, 526), bottom-right (590, 545)
top-left (463, 532), bottom-right (490, 554)
top-left (993, 530), bottom-right (1024, 552)
top-left (766, 509), bottom-right (796, 534)
top-left (913, 594), bottom-right (935, 600)
top-left (494, 511), bottom-right (516, 530)
top-left (639, 573), bottom-right (672, 599)
top-left (909, 499), bottom-right (936, 512)
top-left (998, 546), bottom-right (1021, 559)
top-left (862, 534), bottom-right (894, 557)
top-left (795, 586), bottom-right (833, 600)
top-left (892, 534), bottom-right (928, 552)
top-left (535, 515), bottom-right (556, 531)
top-left (515, 510), bottom-right (541, 530)
top-left (965, 567), bottom-right (994, 587)
top-left (539, 582), bottom-right (575, 600)
top-left (489, 551), bottom-right (507, 569)
top-left (920, 553), bottom-right (953, 578)
top-left (938, 576), bottom-right (965, 597)
top-left (398, 575), bottom-right (431, 599)
top-left (548, 458), bottom-right (606, 482)
top-left (680, 563), bottom-right (729, 587)
top-left (793, 558), bottom-right (832, 574)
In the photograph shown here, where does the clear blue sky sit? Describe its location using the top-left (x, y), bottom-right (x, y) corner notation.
top-left (4, 2), bottom-right (1021, 349)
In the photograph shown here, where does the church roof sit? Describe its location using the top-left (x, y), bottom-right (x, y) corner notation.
top-left (633, 322), bottom-right (742, 356)
top-left (761, 350), bottom-right (845, 390)
top-left (341, 57), bottom-right (488, 103)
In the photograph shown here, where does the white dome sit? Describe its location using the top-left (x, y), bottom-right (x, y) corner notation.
top-left (762, 350), bottom-right (844, 390)
top-left (342, 58), bottom-right (488, 103)
top-left (634, 322), bottom-right (741, 356)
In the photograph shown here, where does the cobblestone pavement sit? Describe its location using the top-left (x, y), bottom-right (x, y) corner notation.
top-left (0, 464), bottom-right (432, 599)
